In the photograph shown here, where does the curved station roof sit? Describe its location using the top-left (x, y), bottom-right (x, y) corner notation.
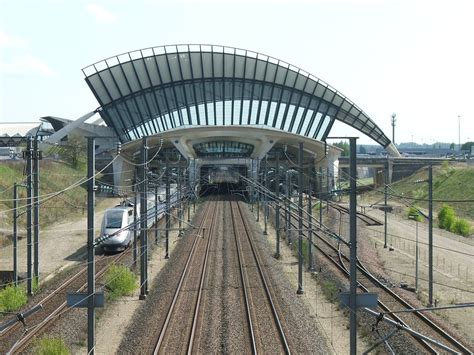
top-left (83, 44), bottom-right (398, 156)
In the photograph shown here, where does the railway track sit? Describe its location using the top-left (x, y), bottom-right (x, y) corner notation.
top-left (152, 198), bottom-right (219, 354)
top-left (278, 204), bottom-right (472, 354)
top-left (230, 199), bottom-right (291, 354)
top-left (327, 201), bottom-right (383, 226)
top-left (1, 251), bottom-right (128, 354)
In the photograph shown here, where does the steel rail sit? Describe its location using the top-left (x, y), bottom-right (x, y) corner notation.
top-left (282, 205), bottom-right (470, 354)
top-left (335, 241), bottom-right (439, 354)
top-left (1, 254), bottom-right (105, 338)
top-left (233, 200), bottom-right (291, 354)
top-left (328, 201), bottom-right (383, 226)
top-left (7, 252), bottom-right (127, 354)
top-left (230, 199), bottom-right (258, 354)
top-left (153, 198), bottom-right (216, 354)
top-left (186, 200), bottom-right (218, 354)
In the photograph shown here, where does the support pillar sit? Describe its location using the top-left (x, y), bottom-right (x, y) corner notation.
top-left (428, 164), bottom-right (433, 306)
top-left (26, 137), bottom-right (33, 295)
top-left (349, 137), bottom-right (358, 355)
top-left (263, 155), bottom-right (268, 235)
top-left (307, 167), bottom-right (314, 271)
top-left (33, 138), bottom-right (40, 288)
top-left (165, 158), bottom-right (170, 259)
top-left (139, 136), bottom-right (148, 300)
top-left (297, 142), bottom-right (304, 295)
top-left (384, 160), bottom-right (388, 248)
top-left (13, 183), bottom-right (19, 286)
top-left (275, 151), bottom-right (280, 259)
top-left (87, 137), bottom-right (96, 355)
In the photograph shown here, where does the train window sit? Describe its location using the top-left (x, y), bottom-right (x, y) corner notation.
top-left (105, 210), bottom-right (124, 228)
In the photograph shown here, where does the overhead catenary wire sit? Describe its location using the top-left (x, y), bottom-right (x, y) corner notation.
top-left (0, 154), bottom-right (120, 212)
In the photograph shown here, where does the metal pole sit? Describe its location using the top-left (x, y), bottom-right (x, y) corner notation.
top-left (165, 159), bottom-right (170, 259)
top-left (26, 137), bottom-right (33, 295)
top-left (308, 167), bottom-right (314, 271)
top-left (275, 151), bottom-right (280, 259)
top-left (326, 167), bottom-right (330, 215)
top-left (192, 159), bottom-right (196, 214)
top-left (133, 188), bottom-right (137, 267)
top-left (349, 137), bottom-right (358, 355)
top-left (250, 159), bottom-right (254, 211)
top-left (33, 138), bottom-right (40, 288)
top-left (286, 171), bottom-right (291, 244)
top-left (297, 142), bottom-right (304, 295)
top-left (256, 165), bottom-right (260, 222)
top-left (13, 183), bottom-right (18, 286)
top-left (178, 163), bottom-right (182, 236)
top-left (186, 163), bottom-right (191, 222)
top-left (263, 155), bottom-right (268, 235)
top-left (154, 185), bottom-right (158, 243)
top-left (384, 160), bottom-right (388, 248)
top-left (87, 137), bottom-right (96, 355)
top-left (139, 136), bottom-right (148, 300)
top-left (415, 220), bottom-right (419, 292)
top-left (319, 166), bottom-right (323, 226)
top-left (428, 164), bottom-right (433, 306)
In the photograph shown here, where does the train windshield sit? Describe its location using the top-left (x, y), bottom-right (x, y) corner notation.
top-left (104, 210), bottom-right (124, 228)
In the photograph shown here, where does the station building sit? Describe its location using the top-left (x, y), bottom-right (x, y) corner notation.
top-left (8, 44), bottom-right (397, 193)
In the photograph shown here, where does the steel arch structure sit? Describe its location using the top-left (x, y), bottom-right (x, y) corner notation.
top-left (83, 44), bottom-right (398, 156)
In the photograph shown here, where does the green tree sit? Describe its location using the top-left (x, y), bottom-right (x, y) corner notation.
top-left (359, 145), bottom-right (367, 154)
top-left (461, 141), bottom-right (474, 151)
top-left (449, 142), bottom-right (455, 150)
top-left (334, 141), bottom-right (349, 156)
top-left (58, 134), bottom-right (87, 169)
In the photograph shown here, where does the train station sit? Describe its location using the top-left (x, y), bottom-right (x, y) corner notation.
top-left (81, 44), bottom-right (400, 191)
top-left (1, 43), bottom-right (473, 355)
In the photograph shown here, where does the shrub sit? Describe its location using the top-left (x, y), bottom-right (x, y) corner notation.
top-left (438, 205), bottom-right (456, 230)
top-left (0, 285), bottom-right (27, 312)
top-left (407, 206), bottom-right (423, 222)
top-left (104, 265), bottom-right (137, 301)
top-left (33, 337), bottom-right (69, 355)
top-left (452, 218), bottom-right (471, 237)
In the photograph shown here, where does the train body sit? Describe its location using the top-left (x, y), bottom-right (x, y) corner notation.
top-left (99, 185), bottom-right (179, 252)
top-left (100, 206), bottom-right (134, 252)
top-left (204, 166), bottom-right (241, 184)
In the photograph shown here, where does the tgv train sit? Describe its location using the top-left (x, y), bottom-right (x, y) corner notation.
top-left (205, 166), bottom-right (241, 184)
top-left (99, 185), bottom-right (178, 252)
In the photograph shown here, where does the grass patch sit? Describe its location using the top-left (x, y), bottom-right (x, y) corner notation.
top-left (452, 218), bottom-right (471, 237)
top-left (321, 279), bottom-right (339, 303)
top-left (104, 265), bottom-right (138, 301)
top-left (0, 285), bottom-right (27, 312)
top-left (0, 160), bottom-right (105, 242)
top-left (33, 337), bottom-right (70, 355)
top-left (361, 165), bottom-right (474, 234)
top-left (407, 206), bottom-right (424, 222)
top-left (437, 204), bottom-right (471, 237)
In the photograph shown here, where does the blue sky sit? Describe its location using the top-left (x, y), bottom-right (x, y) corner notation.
top-left (1, 0), bottom-right (473, 145)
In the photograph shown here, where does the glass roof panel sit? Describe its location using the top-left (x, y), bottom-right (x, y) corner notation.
top-left (244, 57), bottom-right (256, 79)
top-left (224, 53), bottom-right (234, 78)
top-left (84, 45), bottom-right (393, 149)
top-left (213, 52), bottom-right (224, 77)
top-left (133, 58), bottom-right (151, 89)
top-left (274, 66), bottom-right (287, 85)
top-left (99, 70), bottom-right (121, 100)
